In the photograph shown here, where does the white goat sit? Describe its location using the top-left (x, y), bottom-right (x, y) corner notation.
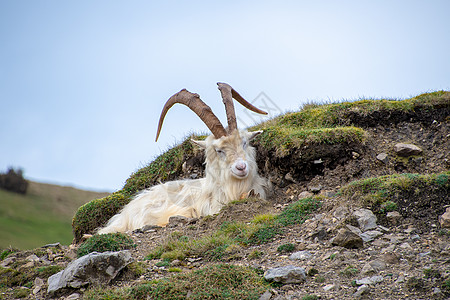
top-left (98, 83), bottom-right (268, 234)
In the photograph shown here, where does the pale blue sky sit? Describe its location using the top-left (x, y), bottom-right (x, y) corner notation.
top-left (1, 0), bottom-right (449, 191)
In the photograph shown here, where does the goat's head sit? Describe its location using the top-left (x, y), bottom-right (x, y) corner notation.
top-left (155, 82), bottom-right (267, 181)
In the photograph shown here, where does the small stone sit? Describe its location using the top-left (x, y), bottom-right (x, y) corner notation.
top-left (439, 207), bottom-right (450, 228)
top-left (331, 228), bottom-right (364, 249)
top-left (353, 284), bottom-right (369, 297)
top-left (376, 153), bottom-right (389, 163)
top-left (309, 184), bottom-right (322, 193)
top-left (66, 293), bottom-right (81, 300)
top-left (298, 191), bottom-right (313, 199)
top-left (42, 242), bottom-right (61, 248)
top-left (386, 211), bottom-right (402, 225)
top-left (394, 143), bottom-right (423, 157)
top-left (26, 254), bottom-right (40, 262)
top-left (259, 290), bottom-right (272, 300)
top-left (323, 284), bottom-right (336, 291)
top-left (0, 256), bottom-right (16, 267)
top-left (346, 224), bottom-right (362, 235)
top-left (264, 266), bottom-right (306, 284)
top-left (360, 230), bottom-right (383, 242)
top-left (289, 251), bottom-right (312, 260)
top-left (353, 209), bottom-right (377, 231)
top-left (33, 277), bottom-right (44, 294)
top-left (381, 252), bottom-right (400, 264)
top-left (167, 215), bottom-right (190, 227)
top-left (399, 242), bottom-right (413, 250)
top-left (356, 275), bottom-right (383, 285)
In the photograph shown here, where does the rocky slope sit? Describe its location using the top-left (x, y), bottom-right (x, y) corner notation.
top-left (1, 92), bottom-right (449, 299)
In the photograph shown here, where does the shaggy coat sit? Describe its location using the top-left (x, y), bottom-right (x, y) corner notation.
top-left (98, 130), bottom-right (266, 234)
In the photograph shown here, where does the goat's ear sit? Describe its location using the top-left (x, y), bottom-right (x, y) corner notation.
top-left (247, 130), bottom-right (263, 141)
top-left (191, 139), bottom-right (207, 149)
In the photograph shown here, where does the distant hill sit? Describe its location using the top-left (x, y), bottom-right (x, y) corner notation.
top-left (0, 181), bottom-right (109, 249)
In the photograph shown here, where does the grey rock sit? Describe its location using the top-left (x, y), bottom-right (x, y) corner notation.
top-left (355, 275), bottom-right (384, 285)
top-left (47, 250), bottom-right (132, 294)
top-left (353, 284), bottom-right (369, 297)
top-left (386, 211), bottom-right (402, 225)
top-left (298, 191), bottom-right (314, 199)
top-left (309, 184), bottom-right (322, 193)
top-left (376, 153), bottom-right (389, 163)
top-left (264, 266), bottom-right (306, 284)
top-left (259, 290), bottom-right (272, 300)
top-left (0, 256), bottom-right (16, 268)
top-left (439, 207), bottom-right (450, 228)
top-left (359, 230), bottom-right (383, 242)
top-left (42, 242), bottom-right (61, 248)
top-left (289, 250), bottom-right (312, 260)
top-left (394, 143), bottom-right (423, 157)
top-left (331, 228), bottom-right (364, 249)
top-left (353, 209), bottom-right (377, 231)
top-left (167, 215), bottom-right (190, 227)
top-left (323, 284), bottom-right (336, 291)
top-left (381, 252), bottom-right (400, 264)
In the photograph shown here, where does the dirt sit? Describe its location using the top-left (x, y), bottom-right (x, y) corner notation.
top-left (1, 105), bottom-right (449, 299)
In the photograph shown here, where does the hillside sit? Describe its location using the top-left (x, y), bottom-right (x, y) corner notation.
top-left (0, 181), bottom-right (109, 249)
top-left (0, 91), bottom-right (449, 299)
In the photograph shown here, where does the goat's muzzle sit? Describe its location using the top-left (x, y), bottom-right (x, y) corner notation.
top-left (231, 158), bottom-right (249, 179)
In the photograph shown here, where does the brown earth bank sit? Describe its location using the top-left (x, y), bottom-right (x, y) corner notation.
top-left (1, 102), bottom-right (449, 299)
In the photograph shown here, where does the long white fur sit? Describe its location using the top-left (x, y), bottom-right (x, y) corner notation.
top-left (98, 130), bottom-right (266, 234)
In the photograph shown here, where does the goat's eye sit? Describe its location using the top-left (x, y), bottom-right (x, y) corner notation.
top-left (215, 148), bottom-right (225, 156)
top-left (243, 140), bottom-right (248, 149)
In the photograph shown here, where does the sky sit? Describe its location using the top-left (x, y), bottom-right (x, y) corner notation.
top-left (1, 0), bottom-right (449, 192)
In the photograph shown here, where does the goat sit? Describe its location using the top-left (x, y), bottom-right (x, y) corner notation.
top-left (98, 83), bottom-right (268, 234)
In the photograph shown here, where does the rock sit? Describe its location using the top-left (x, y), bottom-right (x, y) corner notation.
top-left (381, 252), bottom-right (400, 264)
top-left (308, 184), bottom-right (322, 193)
top-left (376, 153), bottom-right (389, 163)
top-left (47, 250), bottom-right (132, 294)
top-left (353, 209), bottom-right (377, 231)
top-left (26, 254), bottom-right (40, 263)
top-left (439, 207), bottom-right (450, 228)
top-left (346, 224), bottom-right (362, 235)
top-left (331, 228), bottom-right (364, 249)
top-left (394, 143), bottom-right (423, 157)
top-left (259, 290), bottom-right (273, 300)
top-left (386, 211), bottom-right (402, 225)
top-left (0, 256), bottom-right (16, 267)
top-left (264, 266), bottom-right (306, 284)
top-left (298, 191), bottom-right (313, 199)
top-left (289, 250), bottom-right (312, 260)
top-left (355, 275), bottom-right (384, 285)
top-left (42, 242), bottom-right (61, 248)
top-left (33, 277), bottom-right (44, 295)
top-left (359, 230), bottom-right (383, 242)
top-left (167, 215), bottom-right (190, 227)
top-left (353, 284), bottom-right (369, 297)
top-left (323, 284), bottom-right (336, 291)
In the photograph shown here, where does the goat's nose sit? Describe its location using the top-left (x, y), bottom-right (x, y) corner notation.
top-left (236, 161), bottom-right (247, 171)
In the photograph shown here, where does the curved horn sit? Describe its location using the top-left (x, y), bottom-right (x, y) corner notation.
top-left (155, 89), bottom-right (227, 141)
top-left (217, 82), bottom-right (268, 133)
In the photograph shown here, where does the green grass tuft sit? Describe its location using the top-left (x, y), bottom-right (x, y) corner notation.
top-left (77, 233), bottom-right (136, 258)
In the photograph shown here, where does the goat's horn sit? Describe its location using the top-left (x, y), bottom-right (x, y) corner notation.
top-left (217, 82), bottom-right (268, 133)
top-left (155, 89), bottom-right (227, 141)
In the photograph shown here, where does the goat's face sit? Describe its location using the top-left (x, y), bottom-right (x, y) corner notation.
top-left (193, 130), bottom-right (262, 180)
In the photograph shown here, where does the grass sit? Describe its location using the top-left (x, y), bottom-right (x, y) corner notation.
top-left (0, 182), bottom-right (107, 249)
top-left (147, 197), bottom-right (321, 262)
top-left (72, 91), bottom-right (449, 240)
top-left (77, 233), bottom-right (136, 258)
top-left (82, 264), bottom-right (268, 300)
top-left (338, 171), bottom-right (450, 208)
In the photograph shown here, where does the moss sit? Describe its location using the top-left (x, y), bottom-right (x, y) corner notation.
top-left (77, 233), bottom-right (136, 257)
top-left (339, 171), bottom-right (450, 207)
top-left (72, 192), bottom-right (130, 242)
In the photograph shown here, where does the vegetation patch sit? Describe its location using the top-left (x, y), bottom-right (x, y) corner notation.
top-left (148, 197), bottom-right (320, 261)
top-left (128, 264), bottom-right (268, 300)
top-left (77, 233), bottom-right (136, 258)
top-left (338, 171), bottom-right (450, 231)
top-left (72, 192), bottom-right (130, 242)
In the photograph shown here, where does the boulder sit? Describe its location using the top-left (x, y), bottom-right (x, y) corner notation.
top-left (439, 207), bottom-right (450, 228)
top-left (353, 209), bottom-right (377, 232)
top-left (47, 251), bottom-right (132, 294)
